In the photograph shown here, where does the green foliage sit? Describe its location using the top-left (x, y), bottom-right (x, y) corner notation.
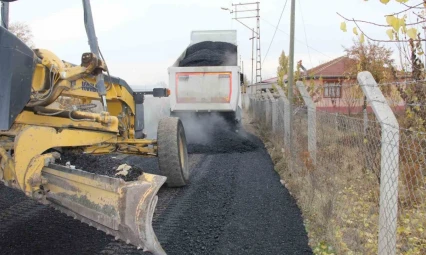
top-left (313, 241), bottom-right (336, 255)
top-left (277, 50), bottom-right (289, 88)
top-left (397, 81), bottom-right (426, 132)
top-left (339, 1), bottom-right (426, 131)
top-left (344, 39), bottom-right (396, 85)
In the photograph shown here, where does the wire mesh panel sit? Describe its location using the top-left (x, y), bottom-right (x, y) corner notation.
top-left (397, 129), bottom-right (426, 253)
top-left (265, 98), bottom-right (272, 129)
top-left (243, 93), bottom-right (250, 110)
top-left (275, 98), bottom-right (285, 142)
top-left (376, 79), bottom-right (425, 254)
top-left (244, 74), bottom-right (426, 254)
top-left (271, 97), bottom-right (278, 133)
top-left (318, 110), bottom-right (383, 254)
top-left (255, 98), bottom-right (261, 122)
top-left (262, 99), bottom-right (268, 125)
top-left (292, 106), bottom-right (309, 173)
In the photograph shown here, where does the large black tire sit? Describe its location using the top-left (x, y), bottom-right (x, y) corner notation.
top-left (157, 117), bottom-right (189, 187)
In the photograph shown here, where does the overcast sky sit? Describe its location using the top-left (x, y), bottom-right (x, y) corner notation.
top-left (4, 0), bottom-right (415, 89)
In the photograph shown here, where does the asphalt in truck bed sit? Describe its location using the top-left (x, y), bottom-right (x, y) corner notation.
top-left (0, 123), bottom-right (312, 255)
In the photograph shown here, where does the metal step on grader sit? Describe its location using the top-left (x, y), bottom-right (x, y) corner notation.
top-left (0, 1), bottom-right (188, 254)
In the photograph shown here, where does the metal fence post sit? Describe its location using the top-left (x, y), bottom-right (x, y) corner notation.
top-left (296, 81), bottom-right (317, 165)
top-left (363, 107), bottom-right (368, 136)
top-left (358, 71), bottom-right (400, 255)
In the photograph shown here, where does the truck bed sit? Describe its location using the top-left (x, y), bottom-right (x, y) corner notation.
top-left (168, 66), bottom-right (241, 113)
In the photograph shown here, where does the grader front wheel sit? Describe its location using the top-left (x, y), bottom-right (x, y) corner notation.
top-left (157, 117), bottom-right (189, 187)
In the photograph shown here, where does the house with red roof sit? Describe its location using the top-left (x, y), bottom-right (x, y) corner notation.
top-left (262, 56), bottom-right (406, 114)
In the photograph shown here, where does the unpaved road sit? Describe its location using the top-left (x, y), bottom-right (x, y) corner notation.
top-left (0, 119), bottom-right (312, 255)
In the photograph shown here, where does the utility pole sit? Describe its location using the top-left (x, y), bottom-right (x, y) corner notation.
top-left (1, 1), bottom-right (10, 29)
top-left (254, 2), bottom-right (261, 83)
top-left (221, 2), bottom-right (262, 84)
top-left (249, 29), bottom-right (255, 84)
top-left (288, 0), bottom-right (296, 169)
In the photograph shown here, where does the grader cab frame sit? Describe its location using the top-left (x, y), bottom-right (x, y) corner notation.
top-left (0, 1), bottom-right (188, 254)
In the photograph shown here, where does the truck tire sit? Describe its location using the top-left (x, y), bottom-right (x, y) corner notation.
top-left (157, 117), bottom-right (189, 187)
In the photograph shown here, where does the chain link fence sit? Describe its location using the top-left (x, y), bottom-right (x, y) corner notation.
top-left (244, 72), bottom-right (426, 255)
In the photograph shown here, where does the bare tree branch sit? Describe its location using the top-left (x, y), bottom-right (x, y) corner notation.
top-left (401, 1), bottom-right (426, 10)
top-left (387, 2), bottom-right (424, 16)
top-left (337, 13), bottom-right (426, 43)
top-left (337, 12), bottom-right (390, 27)
top-left (337, 12), bottom-right (426, 28)
top-left (352, 19), bottom-right (426, 43)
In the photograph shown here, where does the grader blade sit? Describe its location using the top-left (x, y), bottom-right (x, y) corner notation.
top-left (41, 164), bottom-right (166, 255)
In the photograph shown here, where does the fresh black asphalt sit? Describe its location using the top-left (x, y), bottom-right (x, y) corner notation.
top-left (0, 126), bottom-right (312, 255)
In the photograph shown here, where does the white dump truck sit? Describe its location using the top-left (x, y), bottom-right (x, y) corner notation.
top-left (168, 30), bottom-right (243, 128)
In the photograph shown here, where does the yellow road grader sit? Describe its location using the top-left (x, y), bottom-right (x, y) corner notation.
top-left (0, 1), bottom-right (189, 254)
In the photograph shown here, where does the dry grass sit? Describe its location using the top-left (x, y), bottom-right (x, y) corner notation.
top-left (248, 111), bottom-right (426, 255)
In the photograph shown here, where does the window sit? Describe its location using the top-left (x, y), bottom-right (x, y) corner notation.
top-left (324, 83), bottom-right (341, 98)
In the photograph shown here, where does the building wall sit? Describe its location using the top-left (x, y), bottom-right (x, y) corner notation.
top-left (309, 77), bottom-right (405, 115)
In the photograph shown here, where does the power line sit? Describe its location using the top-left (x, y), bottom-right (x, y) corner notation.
top-left (298, 0), bottom-right (312, 68)
top-left (262, 0), bottom-right (288, 66)
top-left (225, 2), bottom-right (263, 83)
top-left (261, 17), bottom-right (332, 60)
top-left (238, 4), bottom-right (333, 66)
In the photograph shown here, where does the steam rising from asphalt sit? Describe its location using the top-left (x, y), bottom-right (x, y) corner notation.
top-left (143, 97), bottom-right (259, 154)
top-left (178, 113), bottom-right (231, 145)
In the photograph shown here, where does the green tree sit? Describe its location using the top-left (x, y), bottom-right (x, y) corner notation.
top-left (277, 50), bottom-right (289, 88)
top-left (344, 39), bottom-right (396, 84)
